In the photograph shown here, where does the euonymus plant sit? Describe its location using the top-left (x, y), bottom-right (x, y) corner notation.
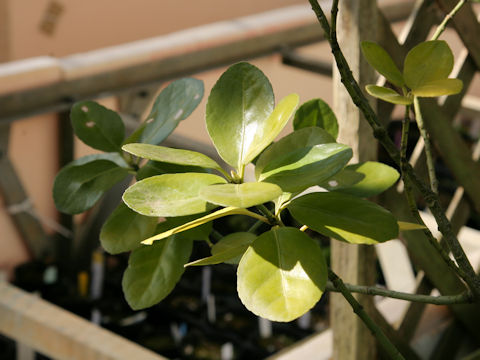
top-left (54, 62), bottom-right (410, 322)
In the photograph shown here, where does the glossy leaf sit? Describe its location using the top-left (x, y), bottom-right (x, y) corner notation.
top-left (123, 173), bottom-right (226, 217)
top-left (200, 182), bottom-right (282, 208)
top-left (237, 227), bottom-right (327, 322)
top-left (123, 143), bottom-right (223, 172)
top-left (361, 41), bottom-right (404, 87)
top-left (320, 161), bottom-right (400, 197)
top-left (122, 220), bottom-right (194, 310)
top-left (53, 157), bottom-right (129, 214)
top-left (255, 127), bottom-right (336, 179)
top-left (404, 40), bottom-right (454, 91)
top-left (186, 232), bottom-right (256, 266)
top-left (100, 202), bottom-right (158, 254)
top-left (293, 99), bottom-right (339, 139)
top-left (259, 143), bottom-right (352, 193)
top-left (136, 160), bottom-right (210, 181)
top-left (141, 78), bottom-right (204, 145)
top-left (365, 85), bottom-right (412, 105)
top-left (288, 192), bottom-right (399, 244)
top-left (398, 221), bottom-right (426, 231)
top-left (206, 62), bottom-right (275, 169)
top-left (71, 101), bottom-right (125, 152)
top-left (142, 207), bottom-right (265, 245)
top-left (411, 78), bottom-right (463, 97)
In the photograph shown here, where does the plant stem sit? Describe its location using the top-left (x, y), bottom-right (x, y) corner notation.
top-left (400, 106), bottom-right (467, 281)
top-left (326, 281), bottom-right (474, 305)
top-left (431, 0), bottom-right (467, 41)
top-left (328, 269), bottom-right (406, 360)
top-left (247, 219), bottom-right (264, 233)
top-left (413, 97), bottom-right (438, 193)
top-left (210, 229), bottom-right (223, 242)
top-left (308, 0), bottom-right (480, 300)
top-left (257, 204), bottom-right (283, 225)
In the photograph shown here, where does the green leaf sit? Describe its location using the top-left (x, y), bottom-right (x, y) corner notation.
top-left (136, 160), bottom-right (210, 180)
top-left (320, 161), bottom-right (400, 197)
top-left (237, 227), bottom-right (327, 322)
top-left (288, 192), bottom-right (399, 244)
top-left (122, 221), bottom-right (193, 310)
top-left (206, 62), bottom-right (275, 169)
top-left (199, 182), bottom-right (282, 208)
top-left (123, 173), bottom-right (226, 217)
top-left (161, 214), bottom-right (213, 241)
top-left (141, 78), bottom-right (204, 145)
top-left (411, 78), bottom-right (463, 97)
top-left (100, 202), bottom-right (158, 254)
top-left (123, 122), bottom-right (147, 145)
top-left (53, 157), bottom-right (129, 214)
top-left (361, 41), bottom-right (404, 87)
top-left (259, 143), bottom-right (352, 193)
top-left (71, 101), bottom-right (125, 152)
top-left (123, 143), bottom-right (223, 172)
top-left (404, 40), bottom-right (454, 91)
top-left (293, 98), bottom-right (339, 139)
top-left (142, 207), bottom-right (266, 245)
top-left (186, 232), bottom-right (256, 266)
top-left (365, 85), bottom-right (412, 105)
top-left (255, 126), bottom-right (336, 180)
top-left (398, 221), bottom-right (426, 231)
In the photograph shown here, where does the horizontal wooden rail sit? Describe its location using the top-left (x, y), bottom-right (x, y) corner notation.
top-left (0, 1), bottom-right (413, 122)
top-left (0, 281), bottom-right (167, 360)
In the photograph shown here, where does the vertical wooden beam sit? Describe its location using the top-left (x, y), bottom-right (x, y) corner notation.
top-left (331, 1), bottom-right (378, 359)
top-left (0, 0), bottom-right (10, 62)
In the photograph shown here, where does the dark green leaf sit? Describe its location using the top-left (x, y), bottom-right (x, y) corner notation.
top-left (288, 192), bottom-right (399, 244)
top-left (199, 182), bottom-right (282, 208)
top-left (161, 214), bottom-right (212, 242)
top-left (71, 101), bottom-right (125, 152)
top-left (320, 161), bottom-right (400, 197)
top-left (136, 160), bottom-right (210, 180)
top-left (361, 41), bottom-right (404, 87)
top-left (100, 202), bottom-right (158, 254)
top-left (141, 78), bottom-right (204, 145)
top-left (293, 99), bottom-right (339, 139)
top-left (237, 227), bottom-right (327, 322)
top-left (53, 157), bottom-right (129, 214)
top-left (259, 143), bottom-right (352, 193)
top-left (122, 220), bottom-right (193, 310)
top-left (123, 173), bottom-right (226, 217)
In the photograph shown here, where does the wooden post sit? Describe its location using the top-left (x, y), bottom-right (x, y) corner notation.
top-left (331, 1), bottom-right (378, 359)
top-left (0, 0), bottom-right (10, 62)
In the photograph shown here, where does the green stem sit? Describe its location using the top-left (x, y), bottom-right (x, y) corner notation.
top-left (326, 281), bottom-right (474, 305)
top-left (248, 219), bottom-right (264, 233)
top-left (400, 106), bottom-right (467, 281)
top-left (431, 0), bottom-right (467, 40)
top-left (328, 269), bottom-right (406, 360)
top-left (413, 96), bottom-right (438, 193)
top-left (308, 0), bottom-right (480, 300)
top-left (257, 204), bottom-right (282, 225)
top-left (210, 229), bottom-right (223, 242)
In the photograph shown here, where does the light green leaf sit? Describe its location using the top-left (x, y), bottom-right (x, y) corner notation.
top-left (136, 160), bottom-right (211, 180)
top-left (398, 221), bottom-right (426, 231)
top-left (123, 173), bottom-right (226, 217)
top-left (320, 161), bottom-right (400, 197)
top-left (53, 158), bottom-right (129, 214)
top-left (199, 182), bottom-right (282, 208)
top-left (71, 101), bottom-right (125, 152)
top-left (100, 202), bottom-right (158, 254)
top-left (361, 41), bottom-right (404, 87)
top-left (411, 78), bottom-right (463, 97)
top-left (255, 127), bottom-right (336, 179)
top-left (122, 220), bottom-right (193, 310)
top-left (237, 227), bottom-right (327, 322)
top-left (186, 232), bottom-right (256, 266)
top-left (141, 78), bottom-right (204, 145)
top-left (288, 192), bottom-right (399, 244)
top-left (123, 143), bottom-right (223, 172)
top-left (365, 85), bottom-right (412, 105)
top-left (259, 143), bottom-right (352, 193)
top-left (404, 40), bottom-right (454, 91)
top-left (142, 207), bottom-right (267, 245)
top-left (206, 62), bottom-right (275, 169)
top-left (293, 99), bottom-right (339, 139)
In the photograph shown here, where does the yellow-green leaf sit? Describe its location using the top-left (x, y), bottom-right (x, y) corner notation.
top-left (361, 41), bottom-right (404, 87)
top-left (365, 85), bottom-right (412, 105)
top-left (398, 221), bottom-right (426, 231)
top-left (411, 78), bottom-right (463, 97)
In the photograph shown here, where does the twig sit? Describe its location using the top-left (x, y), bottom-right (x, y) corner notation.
top-left (308, 0), bottom-right (480, 299)
top-left (326, 281), bottom-right (474, 305)
top-left (431, 0), bottom-right (467, 40)
top-left (328, 269), bottom-right (406, 360)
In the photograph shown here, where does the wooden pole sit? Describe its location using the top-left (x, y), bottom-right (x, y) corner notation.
top-left (0, 0), bottom-right (10, 62)
top-left (331, 1), bottom-right (378, 359)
